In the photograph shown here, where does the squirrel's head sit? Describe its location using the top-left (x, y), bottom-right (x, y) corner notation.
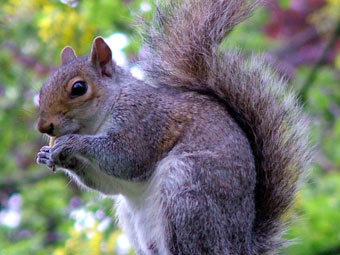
top-left (37, 37), bottom-right (120, 137)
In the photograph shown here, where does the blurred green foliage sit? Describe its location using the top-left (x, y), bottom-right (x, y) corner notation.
top-left (0, 0), bottom-right (340, 254)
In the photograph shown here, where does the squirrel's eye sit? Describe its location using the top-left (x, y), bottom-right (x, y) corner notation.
top-left (70, 81), bottom-right (88, 98)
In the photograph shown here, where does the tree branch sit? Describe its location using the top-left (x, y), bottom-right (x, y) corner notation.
top-left (299, 21), bottom-right (340, 104)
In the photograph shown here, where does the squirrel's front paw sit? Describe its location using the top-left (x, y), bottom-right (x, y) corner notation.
top-left (50, 134), bottom-right (78, 168)
top-left (37, 146), bottom-right (54, 168)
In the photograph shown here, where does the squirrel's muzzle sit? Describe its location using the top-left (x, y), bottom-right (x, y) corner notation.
top-left (37, 119), bottom-right (54, 136)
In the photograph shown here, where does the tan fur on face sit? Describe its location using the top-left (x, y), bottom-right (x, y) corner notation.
top-left (38, 71), bottom-right (99, 137)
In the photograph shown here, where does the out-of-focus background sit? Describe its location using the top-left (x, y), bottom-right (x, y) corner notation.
top-left (0, 0), bottom-right (340, 254)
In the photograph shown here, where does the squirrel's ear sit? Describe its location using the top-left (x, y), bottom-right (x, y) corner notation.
top-left (61, 46), bottom-right (77, 65)
top-left (90, 36), bottom-right (115, 77)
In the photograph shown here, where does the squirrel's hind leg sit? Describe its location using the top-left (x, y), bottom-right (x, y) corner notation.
top-left (157, 153), bottom-right (255, 255)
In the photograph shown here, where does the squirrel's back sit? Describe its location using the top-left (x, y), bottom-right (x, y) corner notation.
top-left (142, 0), bottom-right (313, 253)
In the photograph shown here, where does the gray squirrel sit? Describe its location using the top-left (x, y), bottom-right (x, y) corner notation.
top-left (36, 0), bottom-right (312, 254)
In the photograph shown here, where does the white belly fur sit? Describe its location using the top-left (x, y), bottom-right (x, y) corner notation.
top-left (114, 157), bottom-right (177, 255)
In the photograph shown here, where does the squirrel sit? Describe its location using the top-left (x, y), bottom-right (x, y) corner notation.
top-left (36, 0), bottom-right (312, 254)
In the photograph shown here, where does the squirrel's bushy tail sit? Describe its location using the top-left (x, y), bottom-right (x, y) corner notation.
top-left (143, 0), bottom-right (312, 253)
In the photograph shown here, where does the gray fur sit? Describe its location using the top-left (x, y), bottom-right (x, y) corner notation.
top-left (142, 0), bottom-right (312, 253)
top-left (36, 0), bottom-right (312, 254)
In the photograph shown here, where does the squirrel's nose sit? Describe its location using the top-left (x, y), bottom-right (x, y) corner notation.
top-left (37, 121), bottom-right (54, 136)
